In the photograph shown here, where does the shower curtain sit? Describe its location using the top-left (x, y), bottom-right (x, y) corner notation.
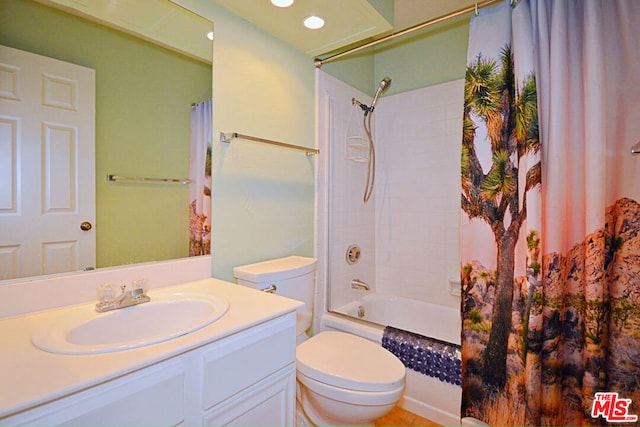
top-left (189, 100), bottom-right (212, 256)
top-left (460, 1), bottom-right (640, 425)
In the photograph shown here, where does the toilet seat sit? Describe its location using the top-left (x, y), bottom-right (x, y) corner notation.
top-left (296, 331), bottom-right (405, 392)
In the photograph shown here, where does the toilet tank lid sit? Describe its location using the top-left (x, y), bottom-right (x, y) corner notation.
top-left (233, 256), bottom-right (317, 283)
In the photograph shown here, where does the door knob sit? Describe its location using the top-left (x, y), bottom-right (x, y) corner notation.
top-left (80, 221), bottom-right (93, 231)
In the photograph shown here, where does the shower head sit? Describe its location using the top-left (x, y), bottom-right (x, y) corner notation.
top-left (368, 77), bottom-right (392, 115)
top-left (377, 76), bottom-right (392, 94)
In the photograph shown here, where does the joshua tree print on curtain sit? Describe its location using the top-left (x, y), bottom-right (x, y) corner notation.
top-left (461, 44), bottom-right (540, 389)
top-left (460, 1), bottom-right (541, 422)
top-left (461, 1), bottom-right (640, 425)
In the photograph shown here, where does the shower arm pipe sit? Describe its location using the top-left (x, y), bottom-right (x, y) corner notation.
top-left (314, 0), bottom-right (504, 68)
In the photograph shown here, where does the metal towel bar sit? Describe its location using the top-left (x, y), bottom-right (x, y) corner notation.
top-left (220, 132), bottom-right (319, 156)
top-left (107, 174), bottom-right (192, 184)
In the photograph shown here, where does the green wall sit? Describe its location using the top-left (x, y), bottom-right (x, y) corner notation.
top-left (322, 14), bottom-right (470, 97)
top-left (1, 0), bottom-right (472, 281)
top-left (177, 0), bottom-right (470, 281)
top-left (0, 0), bottom-right (212, 268)
top-left (374, 15), bottom-right (470, 96)
top-left (322, 50), bottom-right (377, 95)
top-left (178, 0), bottom-right (316, 281)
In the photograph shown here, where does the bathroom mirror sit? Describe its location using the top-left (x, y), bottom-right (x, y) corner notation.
top-left (0, 0), bottom-right (213, 282)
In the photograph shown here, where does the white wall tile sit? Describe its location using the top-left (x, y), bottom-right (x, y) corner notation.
top-left (317, 72), bottom-right (463, 316)
top-left (373, 80), bottom-right (464, 309)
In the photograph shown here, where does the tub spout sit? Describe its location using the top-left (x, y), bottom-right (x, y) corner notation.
top-left (351, 278), bottom-right (370, 291)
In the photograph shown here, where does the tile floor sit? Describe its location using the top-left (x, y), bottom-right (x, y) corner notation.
top-left (375, 406), bottom-right (441, 427)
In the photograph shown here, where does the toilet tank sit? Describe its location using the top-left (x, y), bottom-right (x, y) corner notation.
top-left (233, 256), bottom-right (317, 337)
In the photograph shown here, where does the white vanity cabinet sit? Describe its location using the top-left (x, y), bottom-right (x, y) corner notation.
top-left (2, 313), bottom-right (297, 427)
top-left (200, 314), bottom-right (296, 426)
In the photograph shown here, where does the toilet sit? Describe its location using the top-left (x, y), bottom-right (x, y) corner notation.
top-left (233, 256), bottom-right (406, 427)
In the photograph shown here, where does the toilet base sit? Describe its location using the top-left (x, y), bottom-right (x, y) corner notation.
top-left (295, 402), bottom-right (313, 427)
top-left (296, 398), bottom-right (376, 427)
top-left (297, 381), bottom-right (397, 427)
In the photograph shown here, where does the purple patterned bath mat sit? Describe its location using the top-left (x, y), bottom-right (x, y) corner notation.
top-left (382, 326), bottom-right (461, 386)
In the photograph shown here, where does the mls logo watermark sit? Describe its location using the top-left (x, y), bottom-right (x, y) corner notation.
top-left (591, 392), bottom-right (638, 423)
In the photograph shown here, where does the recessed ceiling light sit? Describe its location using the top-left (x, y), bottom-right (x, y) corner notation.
top-left (206, 31), bottom-right (214, 40)
top-left (304, 15), bottom-right (325, 30)
top-left (271, 0), bottom-right (294, 7)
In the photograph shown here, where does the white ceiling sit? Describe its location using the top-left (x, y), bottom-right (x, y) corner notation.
top-left (209, 0), bottom-right (393, 57)
top-left (36, 0), bottom-right (213, 63)
top-left (37, 0), bottom-right (478, 62)
top-left (210, 0), bottom-right (478, 57)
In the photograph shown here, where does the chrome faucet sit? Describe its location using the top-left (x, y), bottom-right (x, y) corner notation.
top-left (350, 278), bottom-right (370, 291)
top-left (96, 282), bottom-right (150, 312)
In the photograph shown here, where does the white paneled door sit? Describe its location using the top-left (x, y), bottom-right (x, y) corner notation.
top-left (0, 45), bottom-right (95, 280)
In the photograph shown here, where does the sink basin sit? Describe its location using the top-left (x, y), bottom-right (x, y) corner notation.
top-left (32, 291), bottom-right (229, 354)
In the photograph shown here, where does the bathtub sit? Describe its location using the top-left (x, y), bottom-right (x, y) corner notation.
top-left (321, 293), bottom-right (462, 426)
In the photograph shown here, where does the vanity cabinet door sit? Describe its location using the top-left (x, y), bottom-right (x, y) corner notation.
top-left (4, 361), bottom-right (185, 427)
top-left (202, 364), bottom-right (295, 427)
top-left (200, 314), bottom-right (297, 426)
top-left (201, 314), bottom-right (296, 410)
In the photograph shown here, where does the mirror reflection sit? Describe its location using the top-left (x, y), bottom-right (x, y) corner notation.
top-left (0, 0), bottom-right (213, 282)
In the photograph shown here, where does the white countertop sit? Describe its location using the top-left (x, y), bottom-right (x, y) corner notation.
top-left (0, 278), bottom-right (302, 419)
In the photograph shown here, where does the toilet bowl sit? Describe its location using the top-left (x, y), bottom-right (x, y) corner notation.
top-left (296, 331), bottom-right (406, 426)
top-left (233, 257), bottom-right (406, 427)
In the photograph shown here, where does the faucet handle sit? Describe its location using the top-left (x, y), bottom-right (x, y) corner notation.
top-left (97, 284), bottom-right (114, 304)
top-left (132, 278), bottom-right (148, 293)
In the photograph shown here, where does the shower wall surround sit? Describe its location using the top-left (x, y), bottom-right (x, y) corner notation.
top-left (317, 72), bottom-right (377, 319)
top-left (318, 70), bottom-right (462, 315)
top-left (373, 80), bottom-right (463, 308)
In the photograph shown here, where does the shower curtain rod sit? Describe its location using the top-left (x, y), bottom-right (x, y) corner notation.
top-left (314, 0), bottom-right (504, 68)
